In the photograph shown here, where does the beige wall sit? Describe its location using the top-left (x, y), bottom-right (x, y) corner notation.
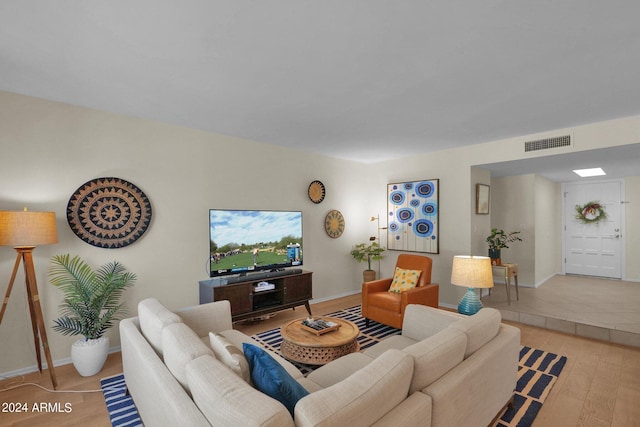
top-left (626, 176), bottom-right (640, 281)
top-left (0, 91), bottom-right (369, 374)
top-left (534, 175), bottom-right (563, 284)
top-left (1, 89), bottom-right (640, 375)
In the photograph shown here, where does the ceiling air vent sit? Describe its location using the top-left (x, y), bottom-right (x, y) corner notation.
top-left (524, 135), bottom-right (571, 152)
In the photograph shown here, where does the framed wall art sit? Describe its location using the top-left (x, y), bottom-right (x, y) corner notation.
top-left (387, 179), bottom-right (439, 254)
top-left (476, 184), bottom-right (490, 214)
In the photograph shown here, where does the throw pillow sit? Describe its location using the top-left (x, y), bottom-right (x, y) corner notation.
top-left (388, 267), bottom-right (422, 293)
top-left (209, 332), bottom-right (251, 384)
top-left (242, 343), bottom-right (309, 416)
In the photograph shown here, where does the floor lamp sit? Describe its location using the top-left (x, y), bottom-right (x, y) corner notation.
top-left (0, 209), bottom-right (58, 389)
top-left (369, 215), bottom-right (387, 278)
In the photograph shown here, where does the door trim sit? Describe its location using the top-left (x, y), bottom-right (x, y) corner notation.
top-left (561, 178), bottom-right (626, 280)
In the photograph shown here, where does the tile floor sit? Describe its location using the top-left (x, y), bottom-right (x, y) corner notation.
top-left (480, 274), bottom-right (640, 348)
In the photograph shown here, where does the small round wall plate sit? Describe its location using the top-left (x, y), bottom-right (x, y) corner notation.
top-left (308, 180), bottom-right (326, 204)
top-left (324, 209), bottom-right (345, 238)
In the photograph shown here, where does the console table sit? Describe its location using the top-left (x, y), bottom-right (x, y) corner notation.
top-left (199, 270), bottom-right (312, 321)
top-left (490, 263), bottom-right (519, 304)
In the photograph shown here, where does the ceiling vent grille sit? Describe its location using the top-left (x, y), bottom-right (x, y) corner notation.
top-left (524, 135), bottom-right (571, 152)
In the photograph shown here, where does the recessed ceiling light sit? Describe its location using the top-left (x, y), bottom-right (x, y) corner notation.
top-left (573, 167), bottom-right (606, 177)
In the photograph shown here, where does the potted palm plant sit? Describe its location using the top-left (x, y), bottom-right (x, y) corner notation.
top-left (49, 254), bottom-right (136, 376)
top-left (350, 242), bottom-right (385, 282)
top-left (485, 228), bottom-right (522, 265)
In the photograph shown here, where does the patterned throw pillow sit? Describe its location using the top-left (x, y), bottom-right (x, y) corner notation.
top-left (388, 267), bottom-right (422, 293)
top-left (209, 332), bottom-right (251, 384)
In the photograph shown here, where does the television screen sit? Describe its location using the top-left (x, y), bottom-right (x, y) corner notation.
top-left (209, 209), bottom-right (303, 278)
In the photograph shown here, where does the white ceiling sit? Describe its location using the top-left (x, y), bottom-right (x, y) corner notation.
top-left (2, 1), bottom-right (640, 177)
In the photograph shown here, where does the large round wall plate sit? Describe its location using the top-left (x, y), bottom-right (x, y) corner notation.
top-left (67, 177), bottom-right (152, 249)
top-left (324, 209), bottom-right (345, 238)
top-left (308, 180), bottom-right (326, 204)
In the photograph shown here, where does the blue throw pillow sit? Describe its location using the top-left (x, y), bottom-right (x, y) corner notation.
top-left (242, 343), bottom-right (309, 416)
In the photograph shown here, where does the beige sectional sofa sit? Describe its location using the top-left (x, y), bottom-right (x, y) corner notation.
top-left (119, 298), bottom-right (520, 427)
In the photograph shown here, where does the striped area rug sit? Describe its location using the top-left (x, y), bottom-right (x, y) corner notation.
top-left (100, 374), bottom-right (143, 427)
top-left (495, 346), bottom-right (568, 426)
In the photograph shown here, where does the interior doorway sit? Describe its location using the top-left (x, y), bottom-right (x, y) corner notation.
top-left (563, 180), bottom-right (624, 279)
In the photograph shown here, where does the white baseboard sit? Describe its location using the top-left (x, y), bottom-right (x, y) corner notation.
top-left (0, 346), bottom-right (121, 380)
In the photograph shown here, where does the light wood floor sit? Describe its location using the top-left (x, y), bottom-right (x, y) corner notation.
top-left (1, 294), bottom-right (639, 427)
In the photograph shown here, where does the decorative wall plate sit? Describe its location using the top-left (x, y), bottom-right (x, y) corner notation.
top-left (67, 177), bottom-right (152, 249)
top-left (324, 209), bottom-right (345, 238)
top-left (308, 180), bottom-right (326, 204)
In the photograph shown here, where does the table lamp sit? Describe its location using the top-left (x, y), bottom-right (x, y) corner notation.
top-left (0, 208), bottom-right (58, 388)
top-left (450, 255), bottom-right (493, 315)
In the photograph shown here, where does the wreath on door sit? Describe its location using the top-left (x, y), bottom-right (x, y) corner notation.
top-left (575, 201), bottom-right (607, 224)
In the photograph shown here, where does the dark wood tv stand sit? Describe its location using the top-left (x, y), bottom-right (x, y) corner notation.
top-left (199, 270), bottom-right (312, 322)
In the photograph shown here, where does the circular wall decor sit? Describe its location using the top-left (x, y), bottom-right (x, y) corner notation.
top-left (324, 209), bottom-right (345, 238)
top-left (67, 177), bottom-right (152, 249)
top-left (308, 180), bottom-right (326, 204)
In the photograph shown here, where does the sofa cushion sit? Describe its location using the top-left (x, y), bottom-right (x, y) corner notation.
top-left (403, 327), bottom-right (467, 393)
top-left (389, 267), bottom-right (422, 293)
top-left (363, 334), bottom-right (417, 358)
top-left (305, 352), bottom-right (375, 388)
top-left (448, 307), bottom-right (501, 358)
top-left (162, 322), bottom-right (214, 393)
top-left (138, 298), bottom-right (182, 356)
top-left (209, 332), bottom-right (251, 384)
top-left (243, 343), bottom-right (309, 416)
top-left (294, 349), bottom-right (413, 427)
top-left (401, 304), bottom-right (461, 341)
top-left (187, 355), bottom-right (294, 427)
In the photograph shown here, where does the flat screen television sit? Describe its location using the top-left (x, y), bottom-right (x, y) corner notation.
top-left (209, 209), bottom-right (303, 278)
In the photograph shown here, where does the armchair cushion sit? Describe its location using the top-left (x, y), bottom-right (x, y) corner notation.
top-left (389, 267), bottom-right (422, 293)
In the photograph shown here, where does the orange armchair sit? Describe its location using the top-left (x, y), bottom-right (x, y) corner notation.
top-left (362, 254), bottom-right (439, 329)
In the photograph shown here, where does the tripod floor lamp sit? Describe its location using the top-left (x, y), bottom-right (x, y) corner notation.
top-left (0, 209), bottom-right (58, 389)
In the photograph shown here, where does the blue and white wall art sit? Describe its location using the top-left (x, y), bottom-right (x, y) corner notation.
top-left (387, 179), bottom-right (439, 254)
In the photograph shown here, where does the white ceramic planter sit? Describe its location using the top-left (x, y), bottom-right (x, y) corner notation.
top-left (71, 336), bottom-right (109, 377)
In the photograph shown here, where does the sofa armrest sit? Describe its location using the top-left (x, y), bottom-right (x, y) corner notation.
top-left (175, 300), bottom-right (233, 337)
top-left (401, 304), bottom-right (461, 341)
top-left (422, 324), bottom-right (521, 427)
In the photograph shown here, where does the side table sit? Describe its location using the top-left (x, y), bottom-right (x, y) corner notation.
top-left (490, 263), bottom-right (519, 304)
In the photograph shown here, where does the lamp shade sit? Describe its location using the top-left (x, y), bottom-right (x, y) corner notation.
top-left (450, 256), bottom-right (493, 289)
top-left (0, 210), bottom-right (58, 247)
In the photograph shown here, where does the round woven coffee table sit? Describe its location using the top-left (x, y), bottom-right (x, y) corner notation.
top-left (280, 317), bottom-right (359, 365)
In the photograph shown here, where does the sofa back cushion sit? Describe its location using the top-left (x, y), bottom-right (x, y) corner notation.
top-left (402, 327), bottom-right (467, 393)
top-left (401, 304), bottom-right (461, 341)
top-left (162, 322), bottom-right (214, 393)
top-left (294, 349), bottom-right (413, 426)
top-left (448, 307), bottom-right (501, 358)
top-left (138, 298), bottom-right (182, 356)
top-left (187, 355), bottom-right (294, 427)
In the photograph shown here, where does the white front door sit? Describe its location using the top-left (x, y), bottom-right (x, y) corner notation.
top-left (563, 180), bottom-right (624, 278)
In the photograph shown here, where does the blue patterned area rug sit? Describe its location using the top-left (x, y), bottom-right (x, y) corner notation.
top-left (252, 306), bottom-right (568, 427)
top-left (100, 374), bottom-right (143, 427)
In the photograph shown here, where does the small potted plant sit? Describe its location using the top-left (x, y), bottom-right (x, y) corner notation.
top-left (49, 254), bottom-right (136, 376)
top-left (485, 228), bottom-right (522, 265)
top-left (350, 242), bottom-right (385, 282)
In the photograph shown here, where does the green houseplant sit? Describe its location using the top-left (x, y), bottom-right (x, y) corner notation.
top-left (350, 242), bottom-right (385, 281)
top-left (485, 228), bottom-right (522, 265)
top-left (49, 254), bottom-right (136, 376)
